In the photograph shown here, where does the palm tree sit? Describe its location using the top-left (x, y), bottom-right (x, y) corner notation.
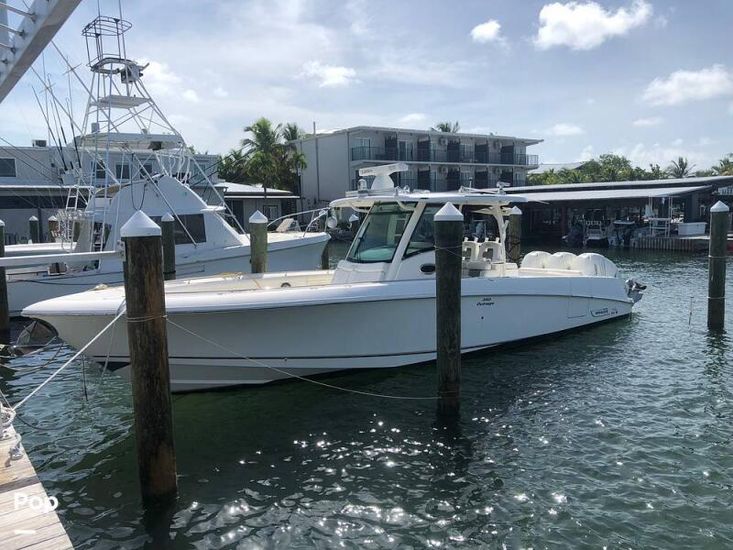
top-left (713, 154), bottom-right (733, 176)
top-left (217, 148), bottom-right (247, 183)
top-left (430, 121), bottom-right (460, 133)
top-left (648, 163), bottom-right (665, 180)
top-left (667, 157), bottom-right (694, 178)
top-left (282, 122), bottom-right (305, 142)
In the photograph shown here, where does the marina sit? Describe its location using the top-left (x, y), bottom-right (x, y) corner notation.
top-left (1, 1), bottom-right (732, 548)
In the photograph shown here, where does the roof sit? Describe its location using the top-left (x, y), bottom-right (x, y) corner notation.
top-left (517, 185), bottom-right (712, 203)
top-left (215, 182), bottom-right (296, 198)
top-left (529, 162), bottom-right (588, 175)
top-left (331, 189), bottom-right (526, 209)
top-left (292, 125), bottom-right (543, 146)
top-left (510, 175), bottom-right (733, 193)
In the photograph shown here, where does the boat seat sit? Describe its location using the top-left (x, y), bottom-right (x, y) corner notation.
top-left (478, 241), bottom-right (503, 263)
top-left (462, 240), bottom-right (480, 262)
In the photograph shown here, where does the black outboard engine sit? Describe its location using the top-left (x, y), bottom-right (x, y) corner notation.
top-left (625, 279), bottom-right (646, 303)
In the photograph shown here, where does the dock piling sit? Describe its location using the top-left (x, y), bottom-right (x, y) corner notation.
top-left (434, 202), bottom-right (463, 417)
top-left (47, 215), bottom-right (59, 240)
top-left (506, 206), bottom-right (522, 264)
top-left (161, 212), bottom-right (176, 281)
top-left (0, 221), bottom-right (9, 344)
top-left (120, 211), bottom-right (178, 504)
top-left (28, 215), bottom-right (40, 244)
top-left (249, 210), bottom-right (268, 274)
top-left (708, 201), bottom-right (729, 330)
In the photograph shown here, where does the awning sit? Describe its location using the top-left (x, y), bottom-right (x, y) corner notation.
top-left (516, 185), bottom-right (711, 203)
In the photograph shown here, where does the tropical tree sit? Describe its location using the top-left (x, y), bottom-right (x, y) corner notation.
top-left (667, 157), bottom-right (693, 178)
top-left (238, 117), bottom-right (307, 193)
top-left (217, 148), bottom-right (247, 183)
top-left (282, 122), bottom-right (306, 142)
top-left (431, 121), bottom-right (460, 133)
top-left (713, 154), bottom-right (733, 176)
top-left (648, 163), bottom-right (665, 180)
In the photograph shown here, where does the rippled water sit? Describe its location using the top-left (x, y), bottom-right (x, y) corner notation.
top-left (2, 246), bottom-right (732, 548)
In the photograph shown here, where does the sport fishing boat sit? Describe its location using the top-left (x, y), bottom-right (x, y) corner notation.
top-left (3, 14), bottom-right (328, 315)
top-left (24, 165), bottom-right (644, 392)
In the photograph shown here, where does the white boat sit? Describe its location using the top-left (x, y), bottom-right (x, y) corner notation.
top-left (24, 169), bottom-right (644, 392)
top-left (4, 14), bottom-right (328, 315)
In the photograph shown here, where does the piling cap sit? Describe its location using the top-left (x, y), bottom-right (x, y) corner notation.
top-left (434, 202), bottom-right (464, 222)
top-left (162, 212), bottom-right (174, 222)
top-left (120, 210), bottom-right (161, 238)
top-left (249, 210), bottom-right (268, 224)
top-left (510, 206), bottom-right (523, 216)
top-left (48, 215), bottom-right (58, 222)
top-left (348, 213), bottom-right (360, 223)
top-left (0, 220), bottom-right (4, 227)
top-left (28, 215), bottom-right (38, 222)
top-left (710, 201), bottom-right (730, 213)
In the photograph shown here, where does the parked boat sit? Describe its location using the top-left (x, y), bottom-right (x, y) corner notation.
top-left (24, 171), bottom-right (644, 392)
top-left (4, 14), bottom-right (328, 315)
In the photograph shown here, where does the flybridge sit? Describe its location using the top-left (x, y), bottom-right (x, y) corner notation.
top-left (0, 0), bottom-right (82, 102)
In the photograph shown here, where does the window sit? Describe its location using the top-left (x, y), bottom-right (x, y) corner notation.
top-left (264, 204), bottom-right (279, 220)
top-left (115, 163), bottom-right (130, 180)
top-left (94, 161), bottom-right (107, 180)
top-left (138, 163), bottom-right (154, 180)
top-left (0, 158), bottom-right (16, 177)
top-left (151, 214), bottom-right (206, 244)
top-left (403, 205), bottom-right (440, 258)
top-left (346, 203), bottom-right (413, 263)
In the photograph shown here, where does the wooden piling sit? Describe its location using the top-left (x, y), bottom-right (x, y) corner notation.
top-left (28, 215), bottom-right (40, 244)
top-left (434, 202), bottom-right (463, 417)
top-left (120, 211), bottom-right (178, 504)
top-left (0, 221), bottom-right (9, 344)
top-left (161, 213), bottom-right (176, 281)
top-left (506, 206), bottom-right (522, 264)
top-left (47, 216), bottom-right (59, 241)
top-left (249, 210), bottom-right (268, 274)
top-left (708, 201), bottom-right (729, 330)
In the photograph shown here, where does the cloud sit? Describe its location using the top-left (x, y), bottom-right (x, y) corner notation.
top-left (300, 61), bottom-right (357, 87)
top-left (398, 113), bottom-right (427, 125)
top-left (615, 142), bottom-right (710, 168)
top-left (632, 116), bottom-right (663, 127)
top-left (182, 89), bottom-right (200, 102)
top-left (213, 86), bottom-right (228, 98)
top-left (579, 144), bottom-right (594, 160)
top-left (642, 64), bottom-right (733, 106)
top-left (534, 0), bottom-right (652, 50)
top-left (141, 60), bottom-right (182, 96)
top-left (470, 19), bottom-right (503, 44)
top-left (547, 122), bottom-right (585, 136)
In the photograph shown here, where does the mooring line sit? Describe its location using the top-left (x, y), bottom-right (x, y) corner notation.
top-left (165, 318), bottom-right (440, 401)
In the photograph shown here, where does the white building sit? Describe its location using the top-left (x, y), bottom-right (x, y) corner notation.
top-left (292, 126), bottom-right (541, 207)
top-left (0, 141), bottom-right (219, 243)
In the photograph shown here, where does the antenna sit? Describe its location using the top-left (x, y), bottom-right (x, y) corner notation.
top-left (358, 163), bottom-right (408, 190)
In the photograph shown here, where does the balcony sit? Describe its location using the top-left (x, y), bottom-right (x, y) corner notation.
top-left (350, 145), bottom-right (538, 166)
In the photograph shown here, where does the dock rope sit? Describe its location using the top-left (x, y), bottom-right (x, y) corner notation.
top-left (12, 309), bottom-right (127, 411)
top-left (165, 318), bottom-right (440, 401)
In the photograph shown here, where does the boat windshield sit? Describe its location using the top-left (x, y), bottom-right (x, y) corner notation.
top-left (346, 203), bottom-right (413, 263)
top-left (403, 205), bottom-right (440, 258)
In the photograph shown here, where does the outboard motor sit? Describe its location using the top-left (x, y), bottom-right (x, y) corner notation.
top-left (625, 279), bottom-right (646, 303)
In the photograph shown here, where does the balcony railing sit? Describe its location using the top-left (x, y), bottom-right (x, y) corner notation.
top-left (351, 145), bottom-right (538, 166)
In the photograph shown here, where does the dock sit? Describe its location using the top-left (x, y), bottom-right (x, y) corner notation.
top-left (0, 425), bottom-right (72, 549)
top-left (631, 233), bottom-right (733, 253)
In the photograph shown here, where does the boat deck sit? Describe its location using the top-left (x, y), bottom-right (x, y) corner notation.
top-left (0, 425), bottom-right (73, 549)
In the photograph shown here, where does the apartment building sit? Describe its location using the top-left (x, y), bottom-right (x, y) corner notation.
top-left (293, 126), bottom-right (541, 207)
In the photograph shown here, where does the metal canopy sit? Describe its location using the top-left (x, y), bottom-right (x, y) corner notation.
top-left (517, 185), bottom-right (712, 203)
top-left (0, 0), bottom-right (82, 102)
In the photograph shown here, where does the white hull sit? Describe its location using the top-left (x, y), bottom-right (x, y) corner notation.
top-left (8, 234), bottom-right (327, 315)
top-left (29, 275), bottom-right (633, 391)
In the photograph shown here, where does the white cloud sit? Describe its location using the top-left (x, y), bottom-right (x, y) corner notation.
top-left (398, 113), bottom-right (427, 125)
top-left (579, 144), bottom-right (594, 160)
top-left (547, 122), bottom-right (585, 136)
top-left (632, 116), bottom-right (663, 127)
top-left (300, 61), bottom-right (357, 87)
top-left (534, 0), bottom-right (652, 50)
top-left (213, 86), bottom-right (228, 98)
top-left (141, 60), bottom-right (182, 96)
top-left (182, 89), bottom-right (200, 102)
top-left (642, 64), bottom-right (733, 106)
top-left (616, 142), bottom-right (710, 168)
top-left (470, 19), bottom-right (503, 44)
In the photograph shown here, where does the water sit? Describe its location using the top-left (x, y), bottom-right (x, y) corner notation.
top-left (2, 247), bottom-right (733, 548)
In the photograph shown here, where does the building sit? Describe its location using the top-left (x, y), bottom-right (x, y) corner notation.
top-left (0, 141), bottom-right (219, 242)
top-left (505, 176), bottom-right (733, 242)
top-left (292, 126), bottom-right (541, 207)
top-left (215, 182), bottom-right (298, 230)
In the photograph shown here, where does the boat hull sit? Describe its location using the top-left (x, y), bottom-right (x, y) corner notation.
top-left (30, 276), bottom-right (633, 391)
top-left (8, 234), bottom-right (328, 315)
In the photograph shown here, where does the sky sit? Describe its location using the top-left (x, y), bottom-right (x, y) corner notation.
top-left (1, 0), bottom-right (732, 170)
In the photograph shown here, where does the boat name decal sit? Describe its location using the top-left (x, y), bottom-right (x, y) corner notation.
top-left (590, 307), bottom-right (617, 317)
top-left (477, 297), bottom-right (495, 307)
